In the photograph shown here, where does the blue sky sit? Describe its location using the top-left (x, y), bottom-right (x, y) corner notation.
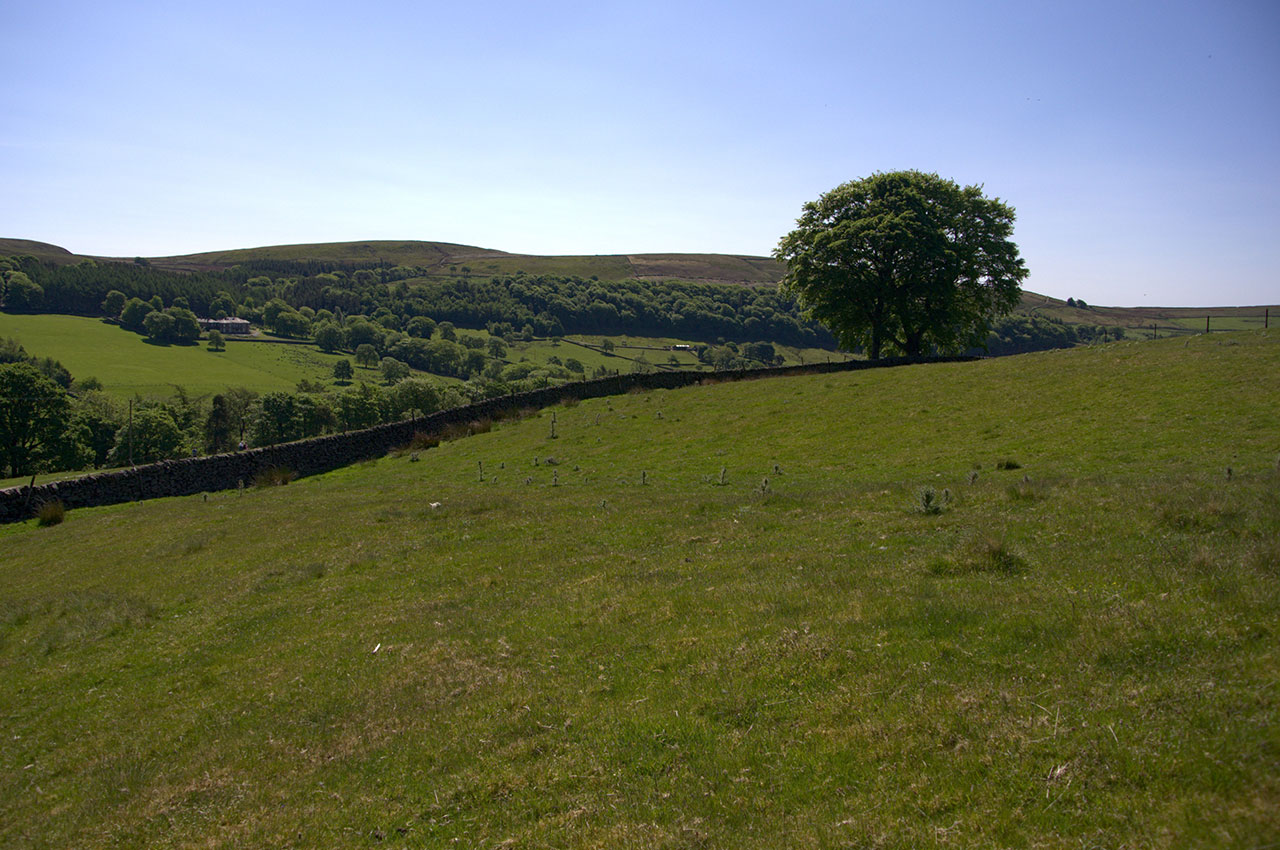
top-left (3, 0), bottom-right (1276, 306)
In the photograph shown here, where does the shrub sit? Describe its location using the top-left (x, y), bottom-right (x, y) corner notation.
top-left (964, 535), bottom-right (1027, 574)
top-left (408, 431), bottom-right (440, 450)
top-left (915, 486), bottom-right (951, 515)
top-left (36, 500), bottom-right (65, 527)
top-left (439, 419), bottom-right (492, 443)
top-left (252, 466), bottom-right (297, 487)
top-left (929, 535), bottom-right (1027, 576)
top-left (995, 458), bottom-right (1022, 470)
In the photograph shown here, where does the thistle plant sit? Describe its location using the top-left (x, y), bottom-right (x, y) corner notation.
top-left (916, 486), bottom-right (951, 515)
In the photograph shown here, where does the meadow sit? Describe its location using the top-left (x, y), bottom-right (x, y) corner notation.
top-left (0, 331), bottom-right (1277, 847)
top-left (0, 314), bottom-right (352, 398)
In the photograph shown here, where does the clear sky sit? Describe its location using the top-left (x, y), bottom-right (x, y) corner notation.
top-left (3, 0), bottom-right (1276, 306)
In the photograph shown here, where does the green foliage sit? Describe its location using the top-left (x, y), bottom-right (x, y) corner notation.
top-left (118, 298), bottom-right (151, 332)
top-left (914, 485), bottom-right (951, 514)
top-left (165, 307), bottom-right (201, 344)
top-left (1, 271), bottom-right (43, 312)
top-left (385, 377), bottom-right (443, 420)
top-left (141, 309), bottom-right (175, 342)
top-left (332, 358), bottom-right (353, 382)
top-left (70, 391), bottom-right (123, 467)
top-left (405, 315), bottom-right (436, 339)
top-left (354, 343), bottom-right (379, 369)
top-left (106, 406), bottom-right (184, 466)
top-left (270, 308), bottom-right (311, 339)
top-left (100, 290), bottom-right (126, 318)
top-left (379, 356), bottom-right (410, 385)
top-left (204, 394), bottom-right (235, 454)
top-left (0, 362), bottom-right (74, 476)
top-left (206, 329), bottom-right (226, 351)
top-left (250, 392), bottom-right (334, 446)
top-left (337, 383), bottom-right (383, 431)
top-left (776, 170), bottom-right (1027, 358)
top-left (313, 321), bottom-right (344, 353)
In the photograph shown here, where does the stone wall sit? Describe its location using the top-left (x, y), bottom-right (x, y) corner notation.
top-left (0, 355), bottom-right (975, 523)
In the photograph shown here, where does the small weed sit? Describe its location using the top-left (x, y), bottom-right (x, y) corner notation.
top-left (915, 486), bottom-right (950, 515)
top-left (254, 562), bottom-right (327, 591)
top-left (440, 419), bottom-right (492, 442)
top-left (1006, 479), bottom-right (1049, 501)
top-left (963, 535), bottom-right (1027, 574)
top-left (252, 467), bottom-right (297, 487)
top-left (408, 431), bottom-right (440, 450)
top-left (36, 500), bottom-right (65, 527)
top-left (932, 535), bottom-right (1027, 575)
top-left (1159, 500), bottom-right (1240, 533)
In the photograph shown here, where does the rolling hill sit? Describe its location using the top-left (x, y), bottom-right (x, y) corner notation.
top-left (6, 237), bottom-right (1274, 334)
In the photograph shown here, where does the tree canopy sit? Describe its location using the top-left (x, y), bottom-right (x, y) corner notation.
top-left (775, 170), bottom-right (1027, 359)
top-left (0, 362), bottom-right (75, 476)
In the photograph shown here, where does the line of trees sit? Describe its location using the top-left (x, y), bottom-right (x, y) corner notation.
top-left (2, 253), bottom-right (836, 349)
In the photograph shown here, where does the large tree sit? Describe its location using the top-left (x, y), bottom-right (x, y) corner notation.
top-left (774, 170), bottom-right (1027, 360)
top-left (0, 363), bottom-right (75, 476)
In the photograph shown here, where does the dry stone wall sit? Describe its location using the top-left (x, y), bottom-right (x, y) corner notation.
top-left (0, 355), bottom-right (975, 523)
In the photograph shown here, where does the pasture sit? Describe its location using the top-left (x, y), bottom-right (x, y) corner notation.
top-left (1, 331), bottom-right (1277, 847)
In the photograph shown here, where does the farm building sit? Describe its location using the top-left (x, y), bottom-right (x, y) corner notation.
top-left (197, 317), bottom-right (252, 335)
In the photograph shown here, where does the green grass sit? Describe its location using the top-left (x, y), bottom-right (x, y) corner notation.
top-left (1, 331), bottom-right (1278, 847)
top-left (0, 313), bottom-right (377, 398)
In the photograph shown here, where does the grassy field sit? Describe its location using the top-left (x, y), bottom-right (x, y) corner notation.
top-left (0, 313), bottom-right (839, 403)
top-left (0, 314), bottom-right (373, 398)
top-left (1017, 291), bottom-right (1276, 335)
top-left (1, 331), bottom-right (1278, 847)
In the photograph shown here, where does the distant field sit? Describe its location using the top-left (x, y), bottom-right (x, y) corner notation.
top-left (0, 314), bottom-right (353, 397)
top-left (2, 331), bottom-right (1276, 847)
top-left (1018, 291), bottom-right (1276, 334)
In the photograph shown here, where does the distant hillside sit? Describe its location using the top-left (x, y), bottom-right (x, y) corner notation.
top-left (112, 240), bottom-right (788, 287)
top-left (0, 238), bottom-right (82, 264)
top-left (5, 237), bottom-right (1274, 334)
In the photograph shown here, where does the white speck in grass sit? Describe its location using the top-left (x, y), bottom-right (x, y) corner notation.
top-left (372, 643), bottom-right (381, 654)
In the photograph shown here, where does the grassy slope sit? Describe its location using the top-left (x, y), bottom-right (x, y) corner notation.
top-left (1017, 291), bottom-right (1277, 333)
top-left (1, 331), bottom-right (1277, 848)
top-left (0, 314), bottom-right (835, 406)
top-left (0, 314), bottom-right (368, 398)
